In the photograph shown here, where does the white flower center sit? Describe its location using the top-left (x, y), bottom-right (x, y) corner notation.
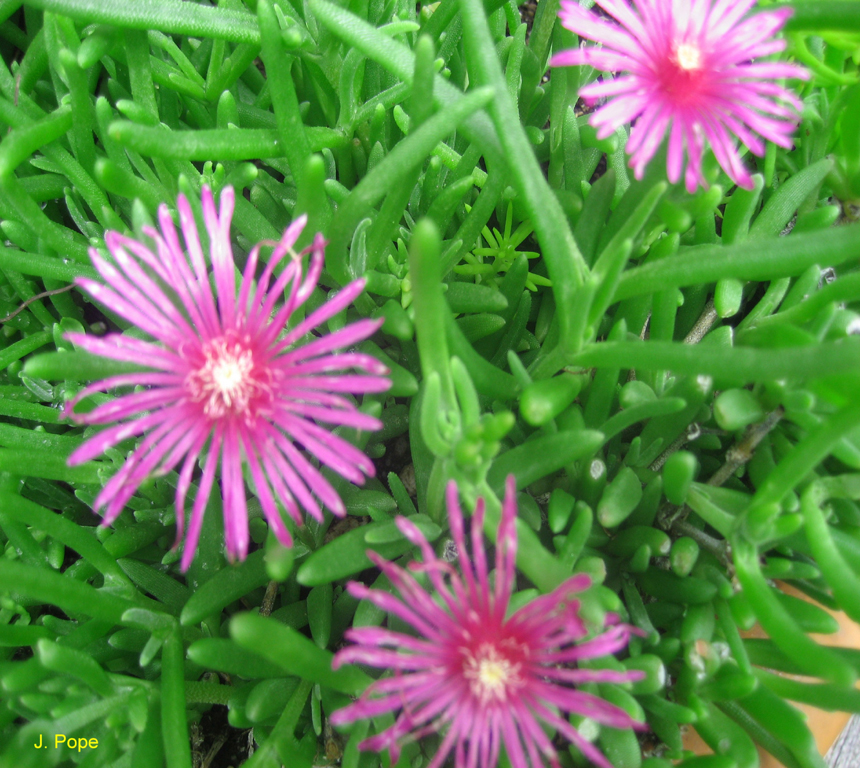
top-left (210, 354), bottom-right (251, 404)
top-left (463, 644), bottom-right (521, 704)
top-left (675, 43), bottom-right (702, 71)
top-left (187, 338), bottom-right (259, 418)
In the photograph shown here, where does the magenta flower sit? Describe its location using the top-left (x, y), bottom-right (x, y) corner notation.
top-left (65, 186), bottom-right (390, 570)
top-left (331, 477), bottom-right (644, 768)
top-left (550, 0), bottom-right (809, 192)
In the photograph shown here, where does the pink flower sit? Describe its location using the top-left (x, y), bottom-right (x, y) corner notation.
top-left (331, 477), bottom-right (644, 768)
top-left (65, 187), bottom-right (390, 570)
top-left (550, 0), bottom-right (809, 192)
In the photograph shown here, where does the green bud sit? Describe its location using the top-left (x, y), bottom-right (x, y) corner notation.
top-left (714, 278), bottom-right (744, 318)
top-left (482, 411), bottom-right (515, 441)
top-left (727, 591), bottom-right (756, 631)
top-left (657, 199), bottom-right (693, 233)
top-left (249, 517), bottom-right (268, 545)
top-left (743, 501), bottom-right (782, 542)
top-left (760, 380), bottom-right (787, 410)
top-left (699, 666), bottom-right (758, 701)
top-left (580, 458), bottom-right (607, 509)
top-left (548, 488), bottom-right (576, 534)
top-left (681, 602), bottom-right (715, 644)
top-left (637, 569), bottom-right (717, 604)
top-left (576, 555), bottom-right (607, 584)
top-left (226, 683), bottom-right (255, 728)
top-left (445, 282), bottom-right (509, 314)
top-left (454, 438), bottom-right (483, 467)
top-left (265, 539), bottom-right (295, 582)
top-left (580, 123), bottom-right (619, 153)
top-left (597, 467), bottom-right (643, 528)
top-left (599, 683), bottom-right (645, 719)
top-left (670, 537), bottom-right (700, 577)
top-left (520, 373), bottom-right (584, 427)
top-left (793, 205), bottom-right (840, 234)
top-left (627, 544), bottom-right (652, 573)
top-left (761, 556), bottom-right (820, 581)
top-left (598, 726), bottom-right (643, 768)
top-left (623, 654), bottom-right (666, 695)
top-left (651, 636), bottom-right (681, 664)
top-left (663, 451), bottom-right (698, 505)
top-left (374, 299), bottom-right (413, 340)
top-left (560, 502), bottom-right (592, 569)
top-left (606, 526), bottom-right (671, 558)
top-left (784, 389), bottom-right (815, 412)
top-left (619, 380), bottom-right (657, 409)
top-left (714, 389), bottom-right (764, 431)
top-left (626, 476), bottom-right (663, 528)
top-left (364, 270), bottom-right (400, 297)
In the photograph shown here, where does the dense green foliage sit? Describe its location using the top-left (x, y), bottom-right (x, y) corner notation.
top-left (1, 0), bottom-right (860, 767)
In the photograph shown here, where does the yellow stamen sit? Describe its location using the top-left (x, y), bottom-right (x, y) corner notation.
top-left (463, 644), bottom-right (521, 703)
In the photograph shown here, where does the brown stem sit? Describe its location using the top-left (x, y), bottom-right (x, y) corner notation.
top-left (0, 283), bottom-right (76, 323)
top-left (706, 407), bottom-right (784, 488)
top-left (671, 518), bottom-right (730, 565)
top-left (683, 299), bottom-right (718, 344)
top-left (258, 579), bottom-right (279, 617)
top-left (649, 422), bottom-right (702, 472)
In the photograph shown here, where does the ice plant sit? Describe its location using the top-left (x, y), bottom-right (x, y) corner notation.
top-left (550, 0), bottom-right (809, 191)
top-left (331, 477), bottom-right (644, 768)
top-left (64, 186), bottom-right (390, 570)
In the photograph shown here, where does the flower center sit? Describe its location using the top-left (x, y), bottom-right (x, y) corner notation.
top-left (658, 40), bottom-right (706, 103)
top-left (462, 643), bottom-right (522, 704)
top-left (186, 336), bottom-right (263, 419)
top-left (674, 42), bottom-right (702, 71)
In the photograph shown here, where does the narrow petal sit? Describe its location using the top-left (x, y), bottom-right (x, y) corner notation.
top-left (204, 186), bottom-right (237, 329)
top-left (259, 428), bottom-right (324, 522)
top-left (221, 425), bottom-right (249, 562)
top-left (240, 425), bottom-right (293, 548)
top-left (68, 409), bottom-right (176, 465)
top-left (181, 425), bottom-right (222, 571)
top-left (65, 332), bottom-right (186, 372)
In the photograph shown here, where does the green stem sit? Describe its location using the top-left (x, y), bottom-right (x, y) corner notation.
top-left (0, 330), bottom-right (53, 368)
top-left (23, 0), bottom-right (259, 43)
top-left (457, 0), bottom-right (588, 351)
top-left (124, 29), bottom-right (158, 121)
top-left (0, 104), bottom-right (71, 176)
top-left (614, 223), bottom-right (860, 302)
top-left (161, 628), bottom-right (192, 768)
top-left (571, 338), bottom-right (860, 384)
top-left (408, 220), bottom-right (454, 406)
top-left (257, 0), bottom-right (311, 188)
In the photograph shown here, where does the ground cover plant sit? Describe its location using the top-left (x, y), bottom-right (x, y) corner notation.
top-left (1, 0), bottom-right (860, 766)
